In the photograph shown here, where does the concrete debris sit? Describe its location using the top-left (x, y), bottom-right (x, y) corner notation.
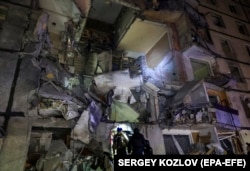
top-left (20, 11), bottom-right (53, 59)
top-left (70, 153), bottom-right (113, 171)
top-left (113, 87), bottom-right (136, 104)
top-left (38, 98), bottom-right (81, 120)
top-left (39, 98), bottom-right (67, 117)
top-left (64, 76), bottom-right (80, 90)
top-left (97, 51), bottom-right (113, 73)
top-left (86, 138), bottom-right (104, 156)
top-left (38, 82), bottom-right (85, 107)
top-left (88, 101), bottom-right (103, 133)
top-left (36, 140), bottom-right (73, 171)
top-left (94, 69), bottom-right (142, 95)
top-left (71, 110), bottom-right (91, 144)
top-left (0, 117), bottom-right (30, 171)
top-left (39, 57), bottom-right (72, 86)
top-left (95, 122), bottom-right (116, 154)
top-left (206, 142), bottom-right (225, 155)
top-left (63, 103), bottom-right (81, 120)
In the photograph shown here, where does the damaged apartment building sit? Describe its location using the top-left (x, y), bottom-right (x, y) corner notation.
top-left (0, 0), bottom-right (250, 170)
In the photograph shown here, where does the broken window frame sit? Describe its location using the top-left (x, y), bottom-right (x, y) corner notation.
top-left (214, 103), bottom-right (241, 129)
top-left (236, 22), bottom-right (249, 36)
top-left (227, 62), bottom-right (245, 83)
top-left (240, 98), bottom-right (250, 118)
top-left (229, 5), bottom-right (237, 14)
top-left (190, 59), bottom-right (212, 81)
top-left (211, 14), bottom-right (225, 28)
top-left (207, 89), bottom-right (229, 107)
top-left (220, 39), bottom-right (236, 59)
top-left (209, 95), bottom-right (221, 105)
top-left (163, 132), bottom-right (193, 155)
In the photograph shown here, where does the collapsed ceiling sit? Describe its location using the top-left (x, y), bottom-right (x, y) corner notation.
top-left (38, 0), bottom-right (185, 56)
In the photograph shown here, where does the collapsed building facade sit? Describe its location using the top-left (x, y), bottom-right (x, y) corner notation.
top-left (0, 0), bottom-right (250, 171)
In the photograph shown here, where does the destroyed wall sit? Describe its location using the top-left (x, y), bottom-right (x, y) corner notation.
top-left (239, 129), bottom-right (250, 154)
top-left (0, 2), bottom-right (35, 114)
top-left (182, 45), bottom-right (216, 81)
top-left (14, 6), bottom-right (165, 171)
top-left (226, 92), bottom-right (250, 128)
top-left (142, 52), bottom-right (178, 89)
top-left (2, 2), bottom-right (250, 171)
top-left (0, 2), bottom-right (118, 169)
top-left (162, 125), bottom-right (223, 155)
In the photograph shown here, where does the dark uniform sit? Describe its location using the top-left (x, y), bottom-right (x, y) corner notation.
top-left (127, 128), bottom-right (146, 155)
top-left (144, 139), bottom-right (153, 155)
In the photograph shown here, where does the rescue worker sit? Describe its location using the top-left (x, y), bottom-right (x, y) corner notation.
top-left (112, 127), bottom-right (128, 156)
top-left (144, 139), bottom-right (153, 155)
top-left (127, 127), bottom-right (146, 155)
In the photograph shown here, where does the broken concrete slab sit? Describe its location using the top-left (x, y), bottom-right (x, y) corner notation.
top-left (38, 83), bottom-right (83, 106)
top-left (94, 69), bottom-right (143, 95)
top-left (95, 122), bottom-right (115, 154)
top-left (31, 118), bottom-right (75, 128)
top-left (36, 139), bottom-right (73, 171)
top-left (71, 110), bottom-right (90, 144)
top-left (12, 56), bottom-right (41, 113)
top-left (0, 117), bottom-right (31, 171)
top-left (113, 87), bottom-right (136, 104)
top-left (0, 2), bottom-right (29, 51)
top-left (0, 52), bottom-right (18, 112)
